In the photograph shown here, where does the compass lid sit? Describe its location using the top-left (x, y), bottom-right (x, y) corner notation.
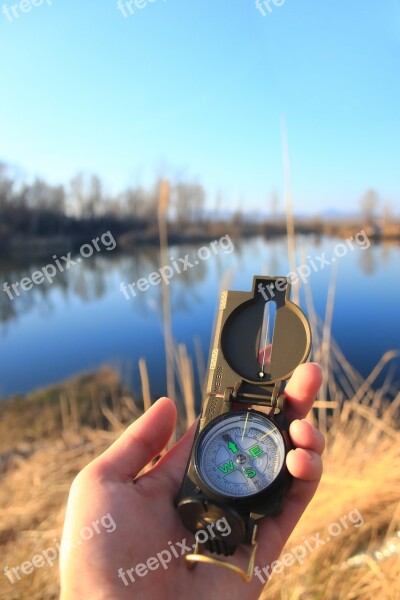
top-left (219, 276), bottom-right (311, 385)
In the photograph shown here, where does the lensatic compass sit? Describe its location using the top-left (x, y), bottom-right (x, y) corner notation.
top-left (175, 276), bottom-right (311, 581)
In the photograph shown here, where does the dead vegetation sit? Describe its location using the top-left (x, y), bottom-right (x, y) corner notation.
top-left (0, 339), bottom-right (399, 600)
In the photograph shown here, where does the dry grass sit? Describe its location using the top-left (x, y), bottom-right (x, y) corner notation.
top-left (0, 344), bottom-right (399, 600)
top-left (0, 368), bottom-right (142, 600)
top-left (0, 430), bottom-right (116, 600)
top-left (260, 392), bottom-right (400, 600)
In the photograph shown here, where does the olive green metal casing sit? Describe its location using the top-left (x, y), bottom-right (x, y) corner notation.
top-left (175, 276), bottom-right (312, 560)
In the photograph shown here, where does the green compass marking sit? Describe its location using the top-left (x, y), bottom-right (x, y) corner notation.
top-left (222, 434), bottom-right (238, 454)
top-left (228, 441), bottom-right (238, 454)
top-left (243, 467), bottom-right (256, 479)
top-left (218, 460), bottom-right (235, 474)
top-left (249, 444), bottom-right (263, 458)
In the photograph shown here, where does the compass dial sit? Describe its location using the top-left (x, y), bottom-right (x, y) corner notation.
top-left (194, 411), bottom-right (286, 498)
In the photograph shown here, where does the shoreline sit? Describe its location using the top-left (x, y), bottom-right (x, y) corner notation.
top-left (0, 222), bottom-right (398, 259)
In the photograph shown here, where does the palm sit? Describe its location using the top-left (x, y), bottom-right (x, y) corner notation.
top-left (60, 363), bottom-right (324, 600)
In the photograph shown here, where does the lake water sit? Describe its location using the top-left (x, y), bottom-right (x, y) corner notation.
top-left (0, 235), bottom-right (399, 400)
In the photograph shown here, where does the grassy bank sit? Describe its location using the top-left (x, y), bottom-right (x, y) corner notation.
top-left (0, 350), bottom-right (399, 599)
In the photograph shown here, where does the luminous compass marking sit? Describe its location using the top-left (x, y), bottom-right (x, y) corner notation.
top-left (259, 314), bottom-right (270, 379)
top-left (241, 412), bottom-right (249, 441)
top-left (260, 429), bottom-right (275, 441)
top-left (195, 411), bottom-right (286, 498)
top-left (218, 433), bottom-right (266, 492)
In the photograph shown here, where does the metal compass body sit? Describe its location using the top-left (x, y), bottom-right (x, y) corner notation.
top-left (175, 276), bottom-right (312, 580)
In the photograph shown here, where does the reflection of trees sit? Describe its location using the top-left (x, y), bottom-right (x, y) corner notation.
top-left (69, 258), bottom-right (108, 302)
top-left (118, 239), bottom-right (244, 317)
top-left (264, 237), bottom-right (280, 275)
top-left (256, 236), bottom-right (287, 275)
top-left (169, 241), bottom-right (242, 313)
top-left (120, 244), bottom-right (213, 316)
top-left (0, 259), bottom-right (53, 327)
top-left (172, 257), bottom-right (207, 313)
top-left (118, 248), bottom-right (163, 318)
top-left (0, 241), bottom-right (240, 327)
top-left (0, 255), bottom-right (116, 327)
top-left (358, 247), bottom-right (377, 275)
top-left (380, 241), bottom-right (394, 265)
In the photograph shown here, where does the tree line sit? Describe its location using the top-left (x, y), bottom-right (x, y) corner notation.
top-left (1, 160), bottom-right (395, 248)
top-left (0, 162), bottom-right (206, 241)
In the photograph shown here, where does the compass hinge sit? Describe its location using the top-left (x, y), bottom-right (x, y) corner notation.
top-left (230, 381), bottom-right (284, 411)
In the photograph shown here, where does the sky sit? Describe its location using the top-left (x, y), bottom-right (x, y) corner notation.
top-left (0, 0), bottom-right (399, 214)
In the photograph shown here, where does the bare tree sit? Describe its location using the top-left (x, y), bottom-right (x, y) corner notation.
top-left (360, 189), bottom-right (379, 224)
top-left (120, 186), bottom-right (145, 219)
top-left (69, 172), bottom-right (103, 218)
top-left (24, 179), bottom-right (65, 213)
top-left (173, 182), bottom-right (205, 223)
top-left (0, 162), bottom-right (14, 210)
top-left (270, 190), bottom-right (279, 220)
top-left (70, 173), bottom-right (86, 217)
top-left (87, 174), bottom-right (102, 218)
top-left (381, 202), bottom-right (393, 229)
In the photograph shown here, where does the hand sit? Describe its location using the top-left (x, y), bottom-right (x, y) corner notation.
top-left (59, 363), bottom-right (324, 600)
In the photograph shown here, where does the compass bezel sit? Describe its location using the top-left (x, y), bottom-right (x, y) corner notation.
top-left (192, 409), bottom-right (291, 506)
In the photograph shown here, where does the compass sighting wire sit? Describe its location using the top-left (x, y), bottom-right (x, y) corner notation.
top-left (261, 314), bottom-right (270, 374)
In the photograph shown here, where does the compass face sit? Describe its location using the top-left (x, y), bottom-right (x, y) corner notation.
top-left (194, 411), bottom-right (286, 498)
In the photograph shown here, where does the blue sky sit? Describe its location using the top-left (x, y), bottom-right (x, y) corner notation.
top-left (0, 0), bottom-right (399, 214)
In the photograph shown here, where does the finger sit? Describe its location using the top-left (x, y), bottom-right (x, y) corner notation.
top-left (284, 362), bottom-right (322, 422)
top-left (286, 448), bottom-right (323, 481)
top-left (258, 475), bottom-right (321, 551)
top-left (257, 449), bottom-right (322, 549)
top-left (269, 450), bottom-right (322, 536)
top-left (289, 420), bottom-right (325, 455)
top-left (96, 397), bottom-right (177, 480)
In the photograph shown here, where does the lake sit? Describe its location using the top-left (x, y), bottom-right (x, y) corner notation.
top-left (0, 235), bottom-right (399, 400)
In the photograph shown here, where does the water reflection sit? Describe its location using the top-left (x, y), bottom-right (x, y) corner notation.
top-left (0, 256), bottom-right (114, 326)
top-left (0, 239), bottom-right (247, 326)
top-left (0, 236), bottom-right (398, 397)
top-left (358, 247), bottom-right (377, 275)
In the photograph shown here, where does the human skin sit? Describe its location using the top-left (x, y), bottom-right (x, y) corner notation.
top-left (60, 362), bottom-right (324, 600)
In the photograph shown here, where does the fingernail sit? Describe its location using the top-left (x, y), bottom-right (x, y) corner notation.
top-left (298, 448), bottom-right (316, 461)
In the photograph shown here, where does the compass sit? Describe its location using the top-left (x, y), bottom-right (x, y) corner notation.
top-left (194, 410), bottom-right (287, 499)
top-left (175, 276), bottom-right (311, 581)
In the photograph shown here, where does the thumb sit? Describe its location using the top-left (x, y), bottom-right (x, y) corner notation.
top-left (97, 397), bottom-right (177, 479)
